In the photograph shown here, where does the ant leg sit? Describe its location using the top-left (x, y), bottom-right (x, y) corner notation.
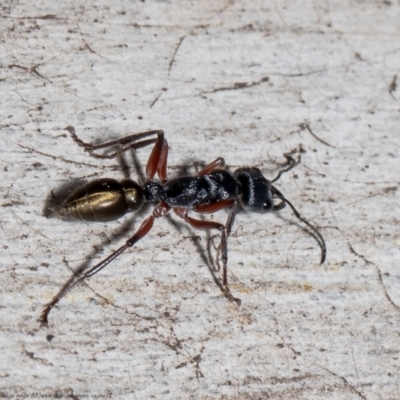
top-left (198, 157), bottom-right (225, 176)
top-left (40, 202), bottom-right (171, 326)
top-left (270, 151), bottom-right (300, 183)
top-left (174, 207), bottom-right (241, 305)
top-left (145, 133), bottom-right (168, 181)
top-left (196, 201), bottom-right (240, 286)
top-left (225, 200), bottom-right (240, 237)
top-left (156, 139), bottom-right (169, 183)
top-left (66, 126), bottom-right (163, 160)
top-left (194, 199), bottom-right (235, 214)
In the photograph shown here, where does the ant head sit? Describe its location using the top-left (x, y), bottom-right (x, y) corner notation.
top-left (234, 168), bottom-right (274, 213)
top-left (234, 167), bottom-right (326, 264)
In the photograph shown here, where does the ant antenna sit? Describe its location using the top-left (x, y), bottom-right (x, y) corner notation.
top-left (271, 152), bottom-right (300, 183)
top-left (272, 187), bottom-right (326, 264)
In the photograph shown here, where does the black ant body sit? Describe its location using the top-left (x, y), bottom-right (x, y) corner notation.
top-left (40, 127), bottom-right (326, 325)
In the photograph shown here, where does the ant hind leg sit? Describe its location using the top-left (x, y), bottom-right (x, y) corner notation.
top-left (65, 126), bottom-right (164, 160)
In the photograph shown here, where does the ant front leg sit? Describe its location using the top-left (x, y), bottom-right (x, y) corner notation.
top-left (225, 200), bottom-right (240, 237)
top-left (174, 207), bottom-right (241, 305)
top-left (196, 201), bottom-right (241, 294)
top-left (40, 202), bottom-right (171, 326)
top-left (65, 126), bottom-right (164, 160)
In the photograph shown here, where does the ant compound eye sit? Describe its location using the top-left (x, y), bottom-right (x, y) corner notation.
top-left (263, 201), bottom-right (273, 212)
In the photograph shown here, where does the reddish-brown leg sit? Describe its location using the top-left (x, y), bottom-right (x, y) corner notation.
top-left (40, 202), bottom-right (171, 326)
top-left (146, 132), bottom-right (168, 180)
top-left (156, 139), bottom-right (169, 183)
top-left (194, 199), bottom-right (235, 214)
top-left (198, 157), bottom-right (225, 176)
top-left (174, 207), bottom-right (240, 304)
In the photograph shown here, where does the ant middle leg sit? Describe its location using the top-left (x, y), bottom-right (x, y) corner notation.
top-left (174, 207), bottom-right (241, 305)
top-left (65, 126), bottom-right (164, 160)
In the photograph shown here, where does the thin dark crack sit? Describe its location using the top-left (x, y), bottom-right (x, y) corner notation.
top-left (345, 192), bottom-right (381, 207)
top-left (31, 65), bottom-right (51, 82)
top-left (299, 122), bottom-right (337, 148)
top-left (4, 14), bottom-right (58, 20)
top-left (389, 74), bottom-right (397, 99)
top-left (81, 37), bottom-right (96, 54)
top-left (269, 301), bottom-right (302, 358)
top-left (348, 243), bottom-right (400, 311)
top-left (274, 67), bottom-right (328, 78)
top-left (11, 211), bottom-right (50, 239)
top-left (16, 142), bottom-right (98, 168)
top-left (201, 76), bottom-right (269, 95)
top-left (161, 325), bottom-right (184, 354)
top-left (175, 347), bottom-right (204, 380)
top-left (58, 257), bottom-right (160, 324)
top-left (150, 87), bottom-right (168, 108)
top-left (318, 364), bottom-right (366, 400)
top-left (89, 289), bottom-right (159, 323)
top-left (344, 179), bottom-right (400, 185)
top-left (150, 92), bottom-right (163, 108)
top-left (169, 36), bottom-right (185, 75)
top-left (344, 185), bottom-right (398, 206)
top-left (303, 165), bottom-right (326, 177)
top-left (23, 345), bottom-right (52, 366)
top-left (79, 34), bottom-right (111, 61)
top-left (35, 14), bottom-right (57, 20)
top-left (8, 63), bottom-right (52, 83)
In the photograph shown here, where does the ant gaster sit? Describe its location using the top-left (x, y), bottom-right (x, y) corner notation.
top-left (40, 127), bottom-right (326, 325)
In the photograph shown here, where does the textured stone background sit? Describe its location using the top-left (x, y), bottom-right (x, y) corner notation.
top-left (1, 1), bottom-right (399, 399)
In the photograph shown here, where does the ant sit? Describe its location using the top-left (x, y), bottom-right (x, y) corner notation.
top-left (40, 127), bottom-right (326, 325)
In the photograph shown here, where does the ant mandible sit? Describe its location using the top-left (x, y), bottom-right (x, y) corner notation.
top-left (40, 127), bottom-right (326, 325)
